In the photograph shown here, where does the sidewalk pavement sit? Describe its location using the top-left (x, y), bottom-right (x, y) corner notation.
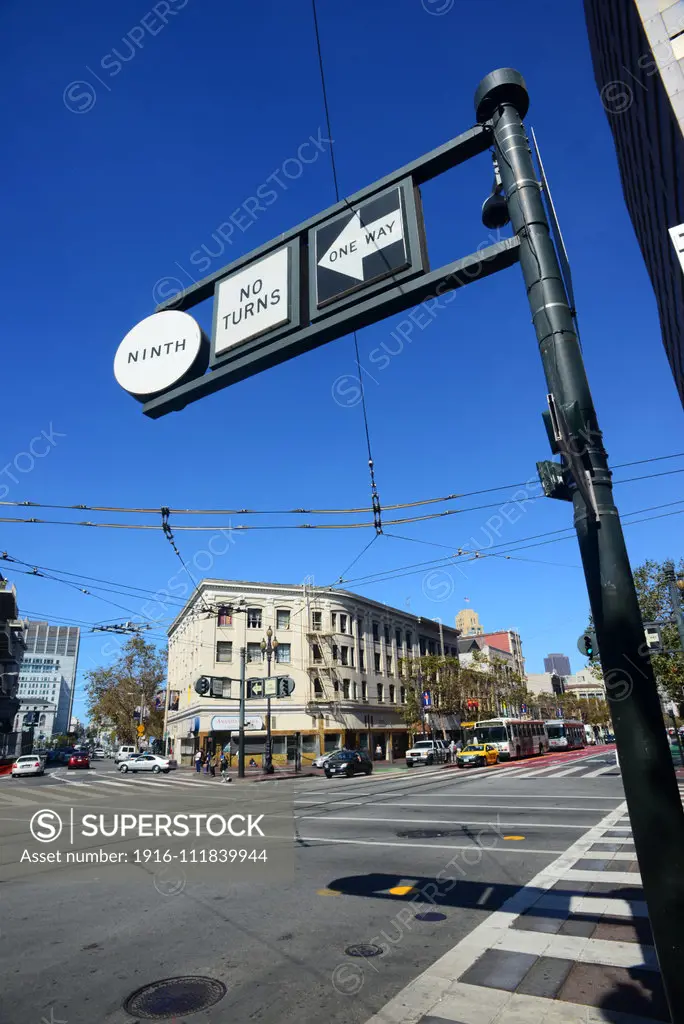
top-left (365, 795), bottom-right (674, 1024)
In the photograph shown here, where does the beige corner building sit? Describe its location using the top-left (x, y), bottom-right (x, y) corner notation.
top-left (165, 579), bottom-right (460, 767)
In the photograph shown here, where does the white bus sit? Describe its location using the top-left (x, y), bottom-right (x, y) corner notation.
top-left (545, 719), bottom-right (586, 751)
top-left (466, 718), bottom-right (549, 761)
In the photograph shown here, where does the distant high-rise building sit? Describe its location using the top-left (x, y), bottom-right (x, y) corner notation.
top-left (544, 653), bottom-right (571, 677)
top-left (584, 0), bottom-right (684, 407)
top-left (18, 622), bottom-right (80, 736)
top-left (455, 608), bottom-right (483, 636)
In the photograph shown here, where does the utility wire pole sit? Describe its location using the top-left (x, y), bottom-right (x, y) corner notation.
top-left (665, 562), bottom-right (684, 657)
top-left (475, 68), bottom-right (684, 1019)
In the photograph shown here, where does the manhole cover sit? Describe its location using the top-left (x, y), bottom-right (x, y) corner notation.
top-left (396, 829), bottom-right (460, 839)
top-left (345, 943), bottom-right (384, 958)
top-left (124, 976), bottom-right (226, 1019)
top-left (414, 911), bottom-right (447, 922)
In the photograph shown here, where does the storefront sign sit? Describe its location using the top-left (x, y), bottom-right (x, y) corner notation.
top-left (211, 715), bottom-right (263, 731)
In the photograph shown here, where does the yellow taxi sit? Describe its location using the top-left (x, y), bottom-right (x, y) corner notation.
top-left (456, 743), bottom-right (499, 768)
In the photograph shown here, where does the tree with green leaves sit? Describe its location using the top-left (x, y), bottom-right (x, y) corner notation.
top-left (399, 651), bottom-right (527, 734)
top-left (586, 558), bottom-right (684, 707)
top-left (84, 636), bottom-right (166, 745)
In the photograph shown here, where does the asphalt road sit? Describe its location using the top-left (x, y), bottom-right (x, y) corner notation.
top-left (0, 748), bottom-right (624, 1024)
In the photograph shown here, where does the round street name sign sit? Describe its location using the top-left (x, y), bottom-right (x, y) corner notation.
top-left (114, 310), bottom-right (210, 400)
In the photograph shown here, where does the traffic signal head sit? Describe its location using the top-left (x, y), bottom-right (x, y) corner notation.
top-left (277, 676), bottom-right (295, 697)
top-left (194, 677), bottom-right (210, 696)
top-left (577, 631), bottom-right (597, 659)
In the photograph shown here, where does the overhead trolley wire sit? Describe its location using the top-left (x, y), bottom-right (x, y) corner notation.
top-left (0, 451), bottom-right (681, 519)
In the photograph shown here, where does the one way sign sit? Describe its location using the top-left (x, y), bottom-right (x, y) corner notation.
top-left (313, 182), bottom-right (421, 309)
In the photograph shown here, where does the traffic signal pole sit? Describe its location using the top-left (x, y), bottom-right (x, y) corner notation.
top-left (475, 68), bottom-right (684, 1019)
top-left (665, 561), bottom-right (684, 657)
top-left (238, 645), bottom-right (246, 779)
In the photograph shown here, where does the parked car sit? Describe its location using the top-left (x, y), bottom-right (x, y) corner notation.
top-left (115, 745), bottom-right (137, 764)
top-left (324, 749), bottom-right (373, 778)
top-left (68, 751), bottom-right (90, 770)
top-left (119, 753), bottom-right (172, 774)
top-left (93, 748), bottom-right (106, 759)
top-left (11, 755), bottom-right (45, 778)
top-left (405, 739), bottom-right (448, 768)
top-left (456, 743), bottom-right (499, 768)
top-left (313, 751), bottom-right (340, 769)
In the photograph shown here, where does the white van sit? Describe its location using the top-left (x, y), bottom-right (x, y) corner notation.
top-left (115, 745), bottom-right (136, 764)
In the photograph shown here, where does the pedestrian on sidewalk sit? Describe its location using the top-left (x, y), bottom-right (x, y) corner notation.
top-left (449, 739), bottom-right (457, 762)
top-left (375, 743), bottom-right (383, 761)
top-left (209, 753), bottom-right (217, 778)
top-left (220, 752), bottom-right (231, 783)
top-left (204, 751), bottom-right (210, 774)
top-left (194, 750), bottom-right (202, 774)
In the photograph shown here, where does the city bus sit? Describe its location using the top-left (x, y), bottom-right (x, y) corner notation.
top-left (465, 718), bottom-right (549, 761)
top-left (545, 719), bottom-right (586, 751)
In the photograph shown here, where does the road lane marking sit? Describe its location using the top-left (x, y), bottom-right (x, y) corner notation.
top-left (545, 764), bottom-right (591, 777)
top-left (361, 802), bottom-right (618, 813)
top-left (297, 815), bottom-right (629, 830)
top-left (297, 836), bottom-right (565, 855)
top-left (562, 867), bottom-right (640, 884)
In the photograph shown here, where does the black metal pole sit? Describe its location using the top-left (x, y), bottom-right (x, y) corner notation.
top-left (265, 646), bottom-right (273, 774)
top-left (238, 645), bottom-right (246, 779)
top-left (475, 68), bottom-right (684, 1018)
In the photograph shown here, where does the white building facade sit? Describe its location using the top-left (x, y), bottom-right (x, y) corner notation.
top-left (165, 579), bottom-right (461, 767)
top-left (18, 622), bottom-right (80, 735)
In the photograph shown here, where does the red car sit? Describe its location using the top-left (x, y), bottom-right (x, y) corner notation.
top-left (68, 751), bottom-right (90, 770)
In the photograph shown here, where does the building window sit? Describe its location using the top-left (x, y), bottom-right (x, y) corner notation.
top-left (332, 644), bottom-right (339, 663)
top-left (332, 678), bottom-right (339, 692)
top-left (362, 681), bottom-right (368, 701)
top-left (357, 615), bottom-right (363, 637)
top-left (376, 684), bottom-right (384, 703)
top-left (400, 686), bottom-right (406, 704)
top-left (275, 643), bottom-right (291, 663)
top-left (314, 677), bottom-right (323, 696)
top-left (342, 679), bottom-right (351, 699)
top-left (350, 648), bottom-right (354, 667)
top-left (374, 652), bottom-right (381, 673)
top-left (340, 613), bottom-right (348, 634)
top-left (406, 631), bottom-right (412, 650)
top-left (395, 629), bottom-right (402, 649)
top-left (217, 606), bottom-right (232, 626)
top-left (384, 625), bottom-right (390, 644)
top-left (276, 609), bottom-right (290, 630)
top-left (389, 684), bottom-right (396, 703)
top-left (331, 612), bottom-right (337, 630)
top-left (360, 649), bottom-right (365, 671)
top-left (387, 654), bottom-right (393, 675)
top-left (353, 681), bottom-right (359, 700)
top-left (312, 610), bottom-right (322, 631)
top-left (247, 608), bottom-right (262, 629)
top-left (372, 621), bottom-right (379, 641)
top-left (340, 646), bottom-right (349, 666)
top-left (247, 643), bottom-right (263, 663)
top-left (216, 641), bottom-right (233, 663)
top-left (312, 644), bottom-right (322, 664)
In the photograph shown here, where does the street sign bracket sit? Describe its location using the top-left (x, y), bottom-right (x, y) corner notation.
top-left (142, 237), bottom-right (520, 417)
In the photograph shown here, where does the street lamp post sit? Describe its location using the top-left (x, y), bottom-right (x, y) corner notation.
top-left (260, 626), bottom-right (278, 774)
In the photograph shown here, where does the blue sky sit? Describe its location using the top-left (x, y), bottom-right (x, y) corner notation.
top-left (3, 0), bottom-right (683, 722)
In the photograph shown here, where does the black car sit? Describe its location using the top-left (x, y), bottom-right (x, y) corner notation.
top-left (324, 749), bottom-right (373, 778)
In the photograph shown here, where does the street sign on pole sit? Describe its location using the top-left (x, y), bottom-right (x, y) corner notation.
top-left (212, 242), bottom-right (299, 363)
top-left (312, 183), bottom-right (415, 309)
top-left (247, 678), bottom-right (265, 699)
top-left (114, 310), bottom-right (209, 401)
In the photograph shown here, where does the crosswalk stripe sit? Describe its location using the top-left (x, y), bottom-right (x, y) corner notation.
top-left (547, 764), bottom-right (591, 778)
top-left (584, 764), bottom-right (618, 778)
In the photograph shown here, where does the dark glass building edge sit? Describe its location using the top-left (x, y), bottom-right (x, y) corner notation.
top-left (584, 0), bottom-right (684, 408)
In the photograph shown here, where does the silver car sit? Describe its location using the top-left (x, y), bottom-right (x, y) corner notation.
top-left (11, 755), bottom-right (45, 778)
top-left (119, 753), bottom-right (172, 774)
